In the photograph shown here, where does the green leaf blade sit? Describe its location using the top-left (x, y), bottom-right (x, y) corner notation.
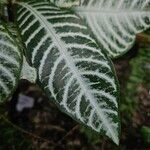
top-left (16, 1), bottom-right (120, 144)
top-left (0, 23), bottom-right (22, 102)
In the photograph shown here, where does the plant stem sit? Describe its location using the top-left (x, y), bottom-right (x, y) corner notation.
top-left (58, 124), bottom-right (79, 144)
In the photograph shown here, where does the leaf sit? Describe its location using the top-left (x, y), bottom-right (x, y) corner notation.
top-left (21, 56), bottom-right (37, 83)
top-left (0, 22), bottom-right (22, 102)
top-left (141, 126), bottom-right (150, 142)
top-left (16, 1), bottom-right (119, 144)
top-left (72, 0), bottom-right (150, 58)
top-left (0, 0), bottom-right (7, 4)
top-left (50, 0), bottom-right (80, 7)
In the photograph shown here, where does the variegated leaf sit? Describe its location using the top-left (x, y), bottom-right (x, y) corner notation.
top-left (50, 0), bottom-right (80, 7)
top-left (0, 23), bottom-right (22, 102)
top-left (73, 0), bottom-right (150, 58)
top-left (16, 1), bottom-right (119, 144)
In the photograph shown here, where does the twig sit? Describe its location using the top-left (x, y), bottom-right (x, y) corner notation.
top-left (0, 114), bottom-right (56, 145)
top-left (57, 124), bottom-right (79, 144)
top-left (39, 124), bottom-right (65, 132)
top-left (137, 33), bottom-right (150, 44)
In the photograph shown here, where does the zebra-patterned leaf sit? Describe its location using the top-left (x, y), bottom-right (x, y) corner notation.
top-left (16, 1), bottom-right (119, 144)
top-left (0, 22), bottom-right (22, 102)
top-left (50, 0), bottom-right (80, 7)
top-left (73, 0), bottom-right (150, 58)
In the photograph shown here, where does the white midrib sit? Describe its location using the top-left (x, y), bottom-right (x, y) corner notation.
top-left (75, 7), bottom-right (150, 14)
top-left (19, 2), bottom-right (118, 144)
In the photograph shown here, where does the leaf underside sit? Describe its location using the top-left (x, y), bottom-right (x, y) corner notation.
top-left (0, 23), bottom-right (22, 102)
top-left (73, 0), bottom-right (150, 58)
top-left (21, 56), bottom-right (37, 83)
top-left (16, 1), bottom-right (119, 144)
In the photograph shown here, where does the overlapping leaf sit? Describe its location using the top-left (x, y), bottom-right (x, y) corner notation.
top-left (50, 0), bottom-right (80, 7)
top-left (72, 0), bottom-right (150, 58)
top-left (0, 23), bottom-right (22, 102)
top-left (16, 1), bottom-right (119, 144)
